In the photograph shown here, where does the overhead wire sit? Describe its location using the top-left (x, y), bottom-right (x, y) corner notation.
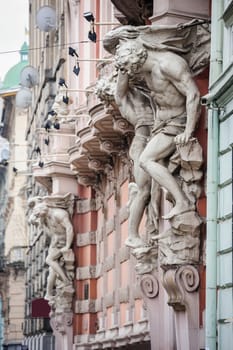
top-left (0, 39), bottom-right (105, 57)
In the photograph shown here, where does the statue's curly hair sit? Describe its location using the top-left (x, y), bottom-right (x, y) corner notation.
top-left (115, 41), bottom-right (147, 74)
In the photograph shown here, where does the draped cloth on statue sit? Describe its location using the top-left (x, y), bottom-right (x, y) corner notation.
top-left (103, 19), bottom-right (210, 76)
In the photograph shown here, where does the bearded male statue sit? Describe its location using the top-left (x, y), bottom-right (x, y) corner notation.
top-left (103, 20), bottom-right (210, 221)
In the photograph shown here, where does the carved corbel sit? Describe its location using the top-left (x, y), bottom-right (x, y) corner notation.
top-left (88, 157), bottom-right (113, 173)
top-left (139, 274), bottom-right (159, 299)
top-left (112, 116), bottom-right (134, 135)
top-left (162, 265), bottom-right (199, 311)
top-left (77, 174), bottom-right (99, 187)
top-left (100, 138), bottom-right (126, 154)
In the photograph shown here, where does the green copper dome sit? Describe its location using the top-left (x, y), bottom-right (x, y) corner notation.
top-left (1, 42), bottom-right (29, 91)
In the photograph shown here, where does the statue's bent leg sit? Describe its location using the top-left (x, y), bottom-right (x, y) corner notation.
top-left (139, 133), bottom-right (194, 219)
top-left (45, 267), bottom-right (56, 300)
top-left (46, 253), bottom-right (69, 284)
top-left (126, 177), bottom-right (151, 248)
top-left (126, 133), bottom-right (152, 248)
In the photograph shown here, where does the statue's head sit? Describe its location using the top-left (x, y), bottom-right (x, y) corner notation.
top-left (28, 199), bottom-right (49, 226)
top-left (95, 75), bottom-right (116, 104)
top-left (115, 41), bottom-right (147, 76)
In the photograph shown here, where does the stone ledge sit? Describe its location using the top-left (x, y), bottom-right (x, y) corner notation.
top-left (73, 322), bottom-right (150, 349)
top-left (119, 206), bottom-right (129, 223)
top-left (75, 299), bottom-right (97, 313)
top-left (103, 255), bottom-right (115, 272)
top-left (76, 264), bottom-right (102, 280)
top-left (119, 246), bottom-right (130, 263)
top-left (106, 217), bottom-right (115, 235)
top-left (104, 292), bottom-right (115, 308)
top-left (77, 231), bottom-right (97, 247)
top-left (76, 198), bottom-right (96, 213)
top-left (119, 287), bottom-right (129, 303)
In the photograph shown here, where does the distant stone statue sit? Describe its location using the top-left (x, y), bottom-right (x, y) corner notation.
top-left (96, 70), bottom-right (161, 248)
top-left (28, 193), bottom-right (74, 304)
top-left (103, 20), bottom-right (209, 220)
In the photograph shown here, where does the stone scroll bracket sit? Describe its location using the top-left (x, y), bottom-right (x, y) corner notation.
top-left (50, 312), bottom-right (73, 350)
top-left (138, 266), bottom-right (201, 350)
top-left (162, 265), bottom-right (200, 350)
top-left (162, 265), bottom-right (200, 312)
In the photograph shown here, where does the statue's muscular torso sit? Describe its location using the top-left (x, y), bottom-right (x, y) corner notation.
top-left (143, 51), bottom-right (189, 121)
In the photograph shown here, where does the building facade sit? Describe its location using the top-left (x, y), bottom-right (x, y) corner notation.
top-left (205, 0), bottom-right (233, 349)
top-left (0, 44), bottom-right (29, 349)
top-left (3, 1), bottom-right (233, 350)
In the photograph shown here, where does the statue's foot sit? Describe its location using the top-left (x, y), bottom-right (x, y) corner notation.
top-left (44, 293), bottom-right (54, 301)
top-left (125, 236), bottom-right (145, 248)
top-left (162, 203), bottom-right (195, 220)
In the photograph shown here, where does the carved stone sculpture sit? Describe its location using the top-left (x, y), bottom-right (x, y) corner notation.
top-left (103, 19), bottom-right (209, 267)
top-left (28, 193), bottom-right (75, 317)
top-left (49, 88), bottom-right (73, 124)
top-left (96, 70), bottom-right (161, 249)
top-left (101, 19), bottom-right (210, 350)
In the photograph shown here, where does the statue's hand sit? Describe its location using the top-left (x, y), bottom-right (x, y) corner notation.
top-left (60, 246), bottom-right (70, 253)
top-left (175, 130), bottom-right (192, 145)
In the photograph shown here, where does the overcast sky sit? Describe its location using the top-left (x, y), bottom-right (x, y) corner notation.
top-left (0, 0), bottom-right (28, 81)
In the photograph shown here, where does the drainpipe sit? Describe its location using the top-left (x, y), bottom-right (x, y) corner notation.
top-left (206, 107), bottom-right (219, 350)
top-left (205, 0), bottom-right (223, 349)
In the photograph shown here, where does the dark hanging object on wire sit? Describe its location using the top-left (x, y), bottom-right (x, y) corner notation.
top-left (88, 29), bottom-right (97, 43)
top-left (53, 121), bottom-right (60, 130)
top-left (44, 120), bottom-right (52, 131)
top-left (73, 62), bottom-right (80, 76)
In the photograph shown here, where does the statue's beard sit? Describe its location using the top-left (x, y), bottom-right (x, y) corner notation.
top-left (116, 55), bottom-right (146, 76)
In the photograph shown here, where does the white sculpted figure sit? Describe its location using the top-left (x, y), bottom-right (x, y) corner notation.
top-left (28, 193), bottom-right (74, 301)
top-left (103, 21), bottom-right (209, 220)
top-left (96, 71), bottom-right (161, 248)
